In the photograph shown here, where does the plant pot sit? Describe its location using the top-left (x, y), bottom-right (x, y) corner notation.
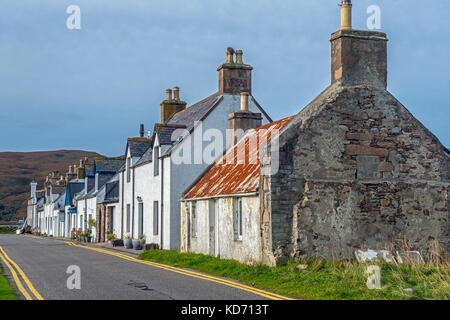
top-left (140, 239), bottom-right (145, 247)
top-left (87, 236), bottom-right (92, 243)
top-left (124, 238), bottom-right (133, 249)
top-left (112, 239), bottom-right (123, 247)
top-left (132, 239), bottom-right (142, 250)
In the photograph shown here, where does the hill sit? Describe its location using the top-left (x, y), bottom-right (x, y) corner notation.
top-left (0, 150), bottom-right (102, 222)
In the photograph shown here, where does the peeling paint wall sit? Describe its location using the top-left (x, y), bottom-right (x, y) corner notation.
top-left (181, 196), bottom-right (262, 264)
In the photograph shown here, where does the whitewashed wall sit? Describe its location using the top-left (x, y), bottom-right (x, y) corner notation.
top-left (182, 195), bottom-right (262, 265)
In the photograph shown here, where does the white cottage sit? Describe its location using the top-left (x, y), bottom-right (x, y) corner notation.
top-left (119, 48), bottom-right (272, 250)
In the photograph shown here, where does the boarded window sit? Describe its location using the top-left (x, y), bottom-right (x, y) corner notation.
top-left (153, 201), bottom-right (158, 235)
top-left (357, 155), bottom-right (380, 180)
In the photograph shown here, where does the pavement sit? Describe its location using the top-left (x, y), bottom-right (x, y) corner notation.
top-left (0, 234), bottom-right (290, 300)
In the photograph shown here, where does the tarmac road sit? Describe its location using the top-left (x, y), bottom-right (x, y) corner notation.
top-left (0, 234), bottom-right (289, 300)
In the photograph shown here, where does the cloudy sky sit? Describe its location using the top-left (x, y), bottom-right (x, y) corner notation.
top-left (0, 0), bottom-right (448, 156)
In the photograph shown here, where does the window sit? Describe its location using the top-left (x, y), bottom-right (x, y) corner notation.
top-left (234, 198), bottom-right (243, 240)
top-left (126, 158), bottom-right (131, 183)
top-left (153, 147), bottom-right (159, 176)
top-left (191, 202), bottom-right (197, 238)
top-left (126, 204), bottom-right (131, 233)
top-left (153, 201), bottom-right (159, 235)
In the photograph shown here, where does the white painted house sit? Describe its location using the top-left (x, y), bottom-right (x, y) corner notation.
top-left (118, 48), bottom-right (272, 250)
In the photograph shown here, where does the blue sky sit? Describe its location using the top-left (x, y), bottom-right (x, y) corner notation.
top-left (0, 0), bottom-right (448, 156)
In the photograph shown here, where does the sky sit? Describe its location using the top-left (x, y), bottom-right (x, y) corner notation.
top-left (0, 0), bottom-right (449, 156)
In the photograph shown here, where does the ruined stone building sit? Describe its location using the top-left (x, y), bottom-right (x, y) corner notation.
top-left (181, 1), bottom-right (449, 265)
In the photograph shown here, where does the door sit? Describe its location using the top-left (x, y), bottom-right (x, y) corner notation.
top-left (208, 200), bottom-right (215, 256)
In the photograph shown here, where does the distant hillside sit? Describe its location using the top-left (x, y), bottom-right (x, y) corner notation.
top-left (0, 150), bottom-right (102, 221)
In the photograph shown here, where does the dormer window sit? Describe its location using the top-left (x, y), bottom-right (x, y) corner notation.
top-left (126, 158), bottom-right (131, 183)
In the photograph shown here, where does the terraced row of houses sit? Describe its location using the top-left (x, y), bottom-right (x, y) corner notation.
top-left (27, 2), bottom-right (449, 265)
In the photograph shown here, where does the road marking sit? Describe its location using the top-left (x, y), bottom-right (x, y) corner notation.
top-left (0, 248), bottom-right (32, 300)
top-left (0, 246), bottom-right (44, 300)
top-left (65, 242), bottom-right (294, 300)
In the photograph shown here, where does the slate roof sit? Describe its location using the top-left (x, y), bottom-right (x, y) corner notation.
top-left (95, 159), bottom-right (125, 174)
top-left (134, 147), bottom-right (153, 167)
top-left (127, 138), bottom-right (152, 158)
top-left (154, 124), bottom-right (186, 145)
top-left (166, 93), bottom-right (221, 132)
top-left (65, 182), bottom-right (84, 207)
top-left (80, 173), bottom-right (115, 199)
top-left (84, 166), bottom-right (95, 177)
top-left (52, 186), bottom-right (66, 196)
top-left (183, 116), bottom-right (294, 199)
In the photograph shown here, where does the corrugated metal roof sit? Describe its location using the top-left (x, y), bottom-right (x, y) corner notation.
top-left (184, 116), bottom-right (294, 199)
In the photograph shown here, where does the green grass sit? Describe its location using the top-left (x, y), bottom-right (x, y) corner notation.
top-left (0, 226), bottom-right (17, 234)
top-left (139, 250), bottom-right (450, 300)
top-left (0, 265), bottom-right (18, 300)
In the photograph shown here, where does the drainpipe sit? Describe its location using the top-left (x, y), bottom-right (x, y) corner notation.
top-left (121, 171), bottom-right (124, 239)
top-left (131, 167), bottom-right (135, 238)
top-left (160, 157), bottom-right (164, 249)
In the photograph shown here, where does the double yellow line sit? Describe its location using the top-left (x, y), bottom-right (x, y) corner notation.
top-left (0, 246), bottom-right (44, 300)
top-left (66, 242), bottom-right (293, 300)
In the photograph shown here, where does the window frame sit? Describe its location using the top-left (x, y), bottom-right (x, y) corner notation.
top-left (191, 202), bottom-right (197, 238)
top-left (234, 198), bottom-right (243, 241)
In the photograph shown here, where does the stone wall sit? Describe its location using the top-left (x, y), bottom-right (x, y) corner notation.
top-left (261, 83), bottom-right (450, 263)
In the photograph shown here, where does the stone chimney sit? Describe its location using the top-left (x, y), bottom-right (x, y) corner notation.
top-left (30, 180), bottom-right (37, 199)
top-left (218, 47), bottom-right (253, 95)
top-left (160, 87), bottom-right (187, 124)
top-left (331, 0), bottom-right (388, 88)
top-left (139, 124), bottom-right (145, 138)
top-left (77, 160), bottom-right (84, 180)
top-left (228, 92), bottom-right (262, 146)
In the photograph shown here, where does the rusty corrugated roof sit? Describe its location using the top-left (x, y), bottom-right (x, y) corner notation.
top-left (184, 116), bottom-right (294, 199)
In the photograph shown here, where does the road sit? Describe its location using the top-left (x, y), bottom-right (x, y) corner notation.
top-left (0, 234), bottom-right (289, 300)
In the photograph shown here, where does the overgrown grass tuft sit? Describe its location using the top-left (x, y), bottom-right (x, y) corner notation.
top-left (139, 250), bottom-right (449, 300)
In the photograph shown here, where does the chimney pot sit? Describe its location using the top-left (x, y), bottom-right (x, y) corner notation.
top-left (173, 87), bottom-right (180, 101)
top-left (340, 0), bottom-right (352, 30)
top-left (166, 89), bottom-right (172, 101)
top-left (236, 50), bottom-right (243, 64)
top-left (240, 92), bottom-right (249, 112)
top-left (226, 47), bottom-right (235, 64)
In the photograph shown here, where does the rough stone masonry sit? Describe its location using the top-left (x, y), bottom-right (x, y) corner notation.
top-left (259, 29), bottom-right (450, 265)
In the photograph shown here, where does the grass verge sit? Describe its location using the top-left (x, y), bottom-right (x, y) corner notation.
top-left (139, 250), bottom-right (449, 300)
top-left (0, 264), bottom-right (18, 300)
top-left (0, 226), bottom-right (17, 234)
